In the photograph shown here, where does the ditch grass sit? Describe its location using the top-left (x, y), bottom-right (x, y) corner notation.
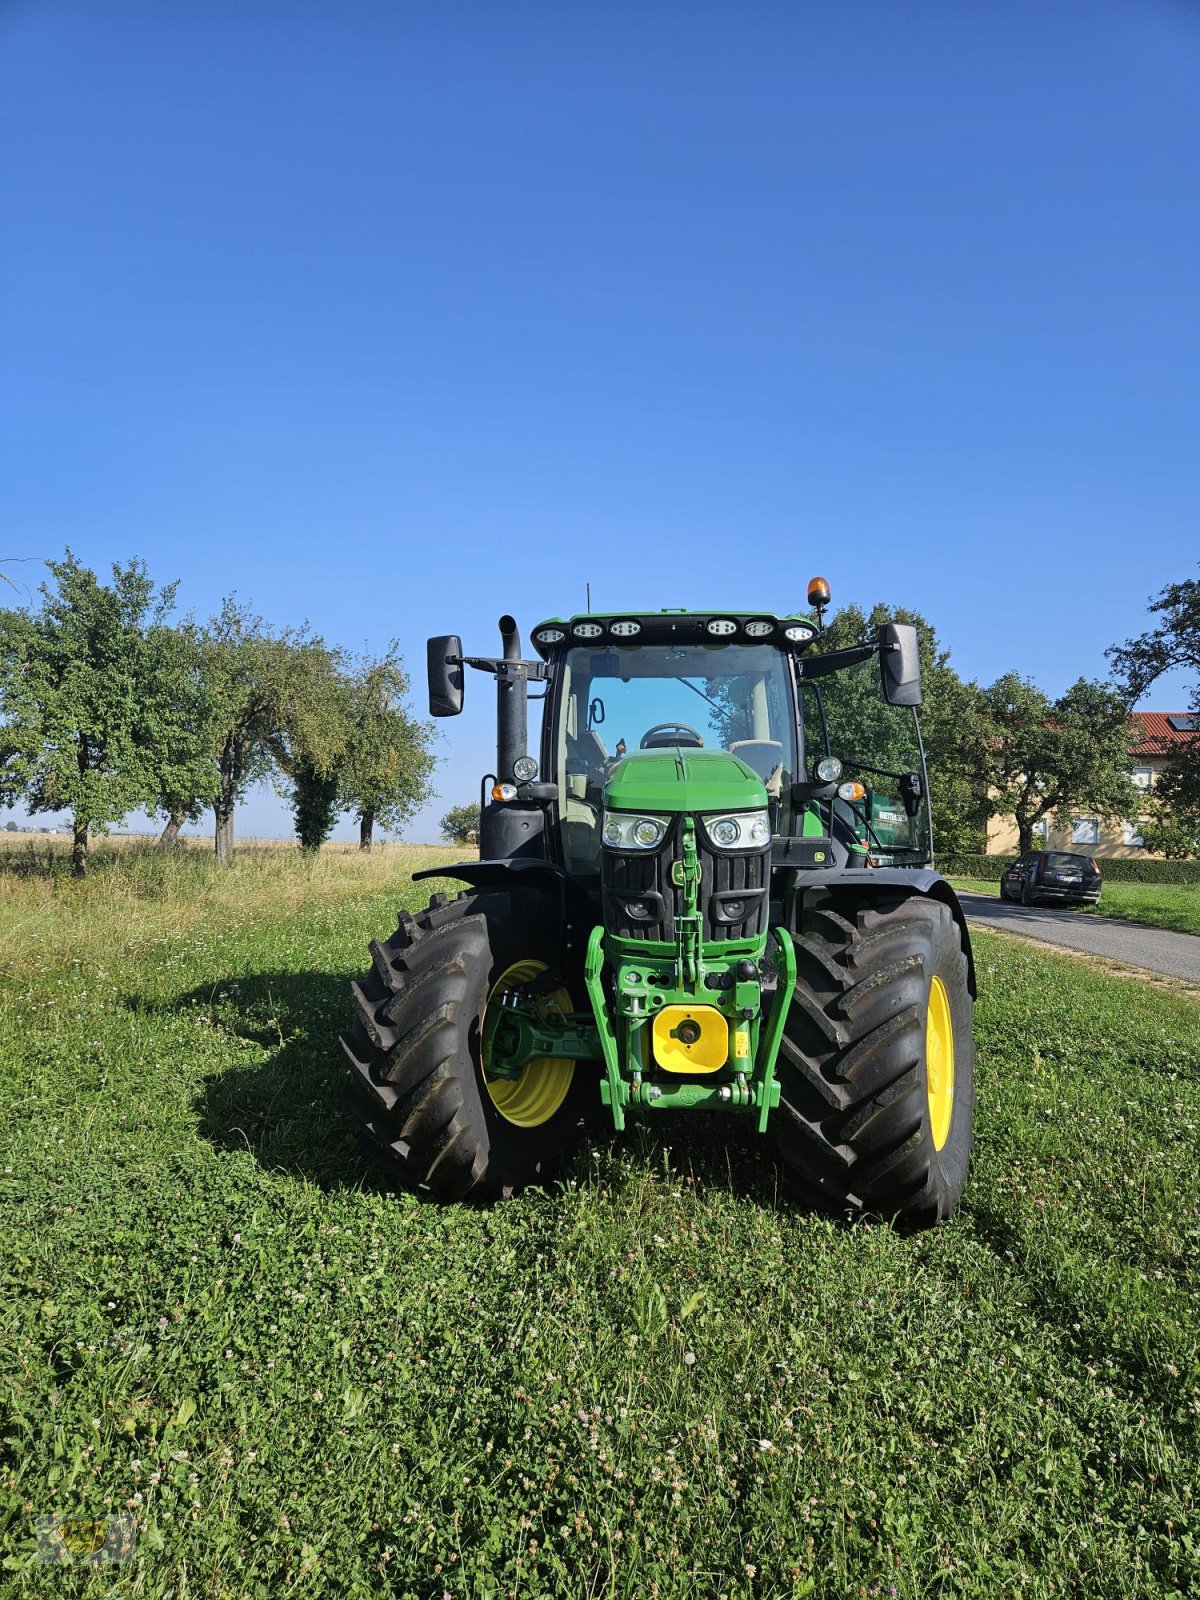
top-left (950, 876), bottom-right (1200, 937)
top-left (1, 850), bottom-right (1198, 1598)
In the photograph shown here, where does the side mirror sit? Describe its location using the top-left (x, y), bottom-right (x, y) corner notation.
top-left (879, 622), bottom-right (922, 706)
top-left (427, 634), bottom-right (464, 717)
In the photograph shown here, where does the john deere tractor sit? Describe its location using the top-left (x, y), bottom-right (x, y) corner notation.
top-left (342, 581), bottom-right (975, 1227)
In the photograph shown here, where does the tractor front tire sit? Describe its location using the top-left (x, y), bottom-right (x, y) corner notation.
top-left (342, 889), bottom-right (595, 1201)
top-left (774, 891), bottom-right (974, 1228)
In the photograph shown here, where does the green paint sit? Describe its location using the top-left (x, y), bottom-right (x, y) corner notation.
top-left (481, 994), bottom-right (600, 1079)
top-left (585, 924), bottom-right (627, 1131)
top-left (755, 928), bottom-right (796, 1133)
top-left (604, 748), bottom-right (767, 815)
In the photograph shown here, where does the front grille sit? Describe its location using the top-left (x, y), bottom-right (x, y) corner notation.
top-left (601, 817), bottom-right (770, 942)
top-left (602, 846), bottom-right (673, 940)
top-left (697, 838), bottom-right (768, 940)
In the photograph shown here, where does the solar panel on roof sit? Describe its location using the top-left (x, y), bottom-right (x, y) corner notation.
top-left (1167, 714), bottom-right (1199, 731)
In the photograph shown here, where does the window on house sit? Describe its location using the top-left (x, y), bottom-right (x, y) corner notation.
top-left (1032, 817), bottom-right (1048, 838)
top-left (1123, 820), bottom-right (1146, 847)
top-left (1133, 767), bottom-right (1154, 789)
top-left (1071, 817), bottom-right (1100, 845)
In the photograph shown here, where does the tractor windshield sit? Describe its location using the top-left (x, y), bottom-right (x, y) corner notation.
top-left (552, 642), bottom-right (799, 874)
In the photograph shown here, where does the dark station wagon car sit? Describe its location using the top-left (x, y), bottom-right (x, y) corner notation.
top-left (1000, 850), bottom-right (1102, 907)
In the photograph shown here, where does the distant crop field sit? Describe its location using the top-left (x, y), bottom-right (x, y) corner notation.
top-left (1, 849), bottom-right (1197, 1598)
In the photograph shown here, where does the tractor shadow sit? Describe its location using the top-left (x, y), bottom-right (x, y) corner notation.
top-left (138, 969), bottom-right (826, 1212)
top-left (144, 968), bottom-right (381, 1192)
top-left (594, 1116), bottom-right (817, 1216)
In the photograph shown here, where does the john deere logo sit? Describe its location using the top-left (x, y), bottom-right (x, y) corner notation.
top-left (670, 860), bottom-right (700, 886)
top-left (35, 1514), bottom-right (137, 1566)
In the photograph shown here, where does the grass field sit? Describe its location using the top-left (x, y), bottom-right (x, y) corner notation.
top-left (950, 875), bottom-right (1200, 937)
top-left (2, 845), bottom-right (1199, 1598)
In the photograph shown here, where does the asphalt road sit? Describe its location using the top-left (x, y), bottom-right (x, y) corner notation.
top-left (956, 891), bottom-right (1200, 985)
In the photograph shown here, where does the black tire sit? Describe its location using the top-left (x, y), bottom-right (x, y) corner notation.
top-left (341, 888), bottom-right (597, 1201)
top-left (773, 891), bottom-right (975, 1228)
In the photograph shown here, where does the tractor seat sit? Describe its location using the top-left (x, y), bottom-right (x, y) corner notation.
top-left (729, 739), bottom-right (784, 799)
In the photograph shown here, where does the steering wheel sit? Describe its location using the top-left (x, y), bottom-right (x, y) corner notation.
top-left (640, 722), bottom-right (704, 749)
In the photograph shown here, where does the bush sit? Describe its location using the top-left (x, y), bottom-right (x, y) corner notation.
top-left (939, 852), bottom-right (1200, 885)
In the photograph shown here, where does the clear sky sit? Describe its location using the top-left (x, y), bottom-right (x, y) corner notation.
top-left (2, 1), bottom-right (1198, 842)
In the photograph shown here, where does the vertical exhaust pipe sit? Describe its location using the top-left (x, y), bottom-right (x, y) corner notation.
top-left (499, 613), bottom-right (521, 663)
top-left (495, 614), bottom-right (527, 786)
top-left (482, 613), bottom-right (546, 862)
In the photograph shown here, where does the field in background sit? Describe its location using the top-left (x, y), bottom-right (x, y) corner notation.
top-left (949, 876), bottom-right (1200, 937)
top-left (1, 848), bottom-right (1198, 1598)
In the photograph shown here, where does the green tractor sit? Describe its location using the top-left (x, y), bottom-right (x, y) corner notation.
top-left (342, 581), bottom-right (976, 1227)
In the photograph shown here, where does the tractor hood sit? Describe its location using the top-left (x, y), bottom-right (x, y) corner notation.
top-left (603, 748), bottom-right (768, 814)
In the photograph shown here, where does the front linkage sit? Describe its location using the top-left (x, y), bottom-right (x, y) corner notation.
top-left (482, 813), bottom-right (797, 1134)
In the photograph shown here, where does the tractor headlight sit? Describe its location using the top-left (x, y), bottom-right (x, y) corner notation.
top-left (703, 810), bottom-right (771, 850)
top-left (602, 812), bottom-right (669, 850)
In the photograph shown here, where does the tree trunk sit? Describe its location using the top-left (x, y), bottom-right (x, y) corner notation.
top-left (214, 790), bottom-right (235, 867)
top-left (1016, 820), bottom-right (1034, 856)
top-left (158, 807), bottom-right (185, 848)
top-left (359, 808), bottom-right (374, 852)
top-left (71, 816), bottom-right (88, 879)
top-left (215, 742), bottom-right (236, 866)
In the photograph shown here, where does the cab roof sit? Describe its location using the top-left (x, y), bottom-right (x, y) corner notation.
top-left (529, 610), bottom-right (820, 660)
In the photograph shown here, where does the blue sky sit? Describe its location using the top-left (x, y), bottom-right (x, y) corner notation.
top-left (2, 1), bottom-right (1198, 841)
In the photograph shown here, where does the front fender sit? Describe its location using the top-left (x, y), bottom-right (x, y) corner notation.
top-left (412, 858), bottom-right (600, 941)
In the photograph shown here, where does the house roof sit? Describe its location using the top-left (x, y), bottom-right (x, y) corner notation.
top-left (1131, 712), bottom-right (1200, 755)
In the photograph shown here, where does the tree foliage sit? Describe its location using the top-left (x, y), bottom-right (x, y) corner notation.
top-left (1108, 569), bottom-right (1200, 701)
top-left (197, 600), bottom-right (341, 864)
top-left (975, 674), bottom-right (1137, 856)
top-left (0, 552), bottom-right (196, 875)
top-left (292, 762), bottom-right (340, 852)
top-left (440, 802), bottom-right (479, 845)
top-left (337, 648), bottom-right (435, 850)
top-left (1109, 568), bottom-right (1200, 826)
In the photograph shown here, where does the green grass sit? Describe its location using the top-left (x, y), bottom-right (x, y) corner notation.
top-left (2, 846), bottom-right (1199, 1598)
top-left (950, 875), bottom-right (1200, 937)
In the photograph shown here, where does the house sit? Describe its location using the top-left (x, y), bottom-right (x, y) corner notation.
top-left (986, 711), bottom-right (1198, 858)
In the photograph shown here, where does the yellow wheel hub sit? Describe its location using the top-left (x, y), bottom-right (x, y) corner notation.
top-left (483, 960), bottom-right (575, 1128)
top-left (925, 974), bottom-right (955, 1152)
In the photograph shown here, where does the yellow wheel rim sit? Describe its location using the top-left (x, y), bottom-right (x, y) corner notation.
top-left (483, 960), bottom-right (576, 1128)
top-left (926, 974), bottom-right (955, 1152)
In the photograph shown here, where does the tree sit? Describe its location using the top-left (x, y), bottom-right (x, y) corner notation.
top-left (145, 622), bottom-right (218, 847)
top-left (292, 762), bottom-right (340, 851)
top-left (263, 634), bottom-right (354, 854)
top-left (1108, 569), bottom-right (1200, 701)
top-left (0, 552), bottom-right (187, 876)
top-left (196, 600), bottom-right (336, 865)
top-left (1137, 800), bottom-right (1200, 860)
top-left (337, 648), bottom-right (435, 850)
top-left (1109, 568), bottom-right (1200, 826)
top-left (975, 674), bottom-right (1137, 856)
top-left (440, 802), bottom-right (479, 845)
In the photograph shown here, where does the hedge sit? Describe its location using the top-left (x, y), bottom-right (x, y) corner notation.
top-left (938, 852), bottom-right (1200, 885)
